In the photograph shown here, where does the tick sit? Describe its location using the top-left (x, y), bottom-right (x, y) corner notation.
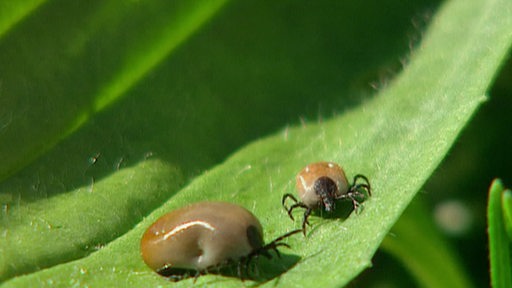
top-left (282, 161), bottom-right (371, 235)
top-left (141, 201), bottom-right (301, 281)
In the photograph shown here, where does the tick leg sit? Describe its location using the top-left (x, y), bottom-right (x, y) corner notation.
top-left (287, 202), bottom-right (309, 221)
top-left (282, 193), bottom-right (298, 210)
top-left (335, 193), bottom-right (357, 212)
top-left (352, 174), bottom-right (371, 196)
top-left (351, 183), bottom-right (371, 198)
top-left (168, 273), bottom-right (187, 282)
top-left (254, 229), bottom-right (302, 259)
top-left (239, 258), bottom-right (247, 281)
top-left (268, 230), bottom-right (299, 243)
top-left (192, 270), bottom-right (203, 283)
top-left (339, 174), bottom-right (372, 213)
top-left (350, 196), bottom-right (362, 214)
top-left (302, 208), bottom-right (313, 236)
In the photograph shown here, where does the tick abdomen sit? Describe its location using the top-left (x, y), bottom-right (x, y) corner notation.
top-left (141, 202), bottom-right (264, 272)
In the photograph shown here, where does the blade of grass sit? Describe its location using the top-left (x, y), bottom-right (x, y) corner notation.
top-left (488, 179), bottom-right (512, 288)
top-left (502, 189), bottom-right (512, 240)
top-left (0, 0), bottom-right (227, 181)
top-left (0, 0), bottom-right (45, 38)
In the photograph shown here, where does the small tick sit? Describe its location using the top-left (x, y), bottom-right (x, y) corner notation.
top-left (141, 201), bottom-right (301, 281)
top-left (282, 161), bottom-right (371, 235)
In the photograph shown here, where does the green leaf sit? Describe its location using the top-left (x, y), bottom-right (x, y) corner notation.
top-left (0, 0), bottom-right (227, 181)
top-left (1, 0), bottom-right (226, 281)
top-left (1, 1), bottom-right (429, 281)
top-left (0, 0), bottom-right (45, 39)
top-left (0, 159), bottom-right (183, 281)
top-left (488, 179), bottom-right (512, 288)
top-left (1, 0), bottom-right (512, 287)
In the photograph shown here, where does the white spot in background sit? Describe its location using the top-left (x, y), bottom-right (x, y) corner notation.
top-left (434, 200), bottom-right (473, 236)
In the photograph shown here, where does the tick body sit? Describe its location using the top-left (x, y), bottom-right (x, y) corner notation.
top-left (282, 162), bottom-right (371, 235)
top-left (141, 201), bottom-right (301, 280)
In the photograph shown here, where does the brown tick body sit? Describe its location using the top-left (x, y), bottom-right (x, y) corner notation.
top-left (282, 162), bottom-right (371, 235)
top-left (141, 201), bottom-right (301, 281)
